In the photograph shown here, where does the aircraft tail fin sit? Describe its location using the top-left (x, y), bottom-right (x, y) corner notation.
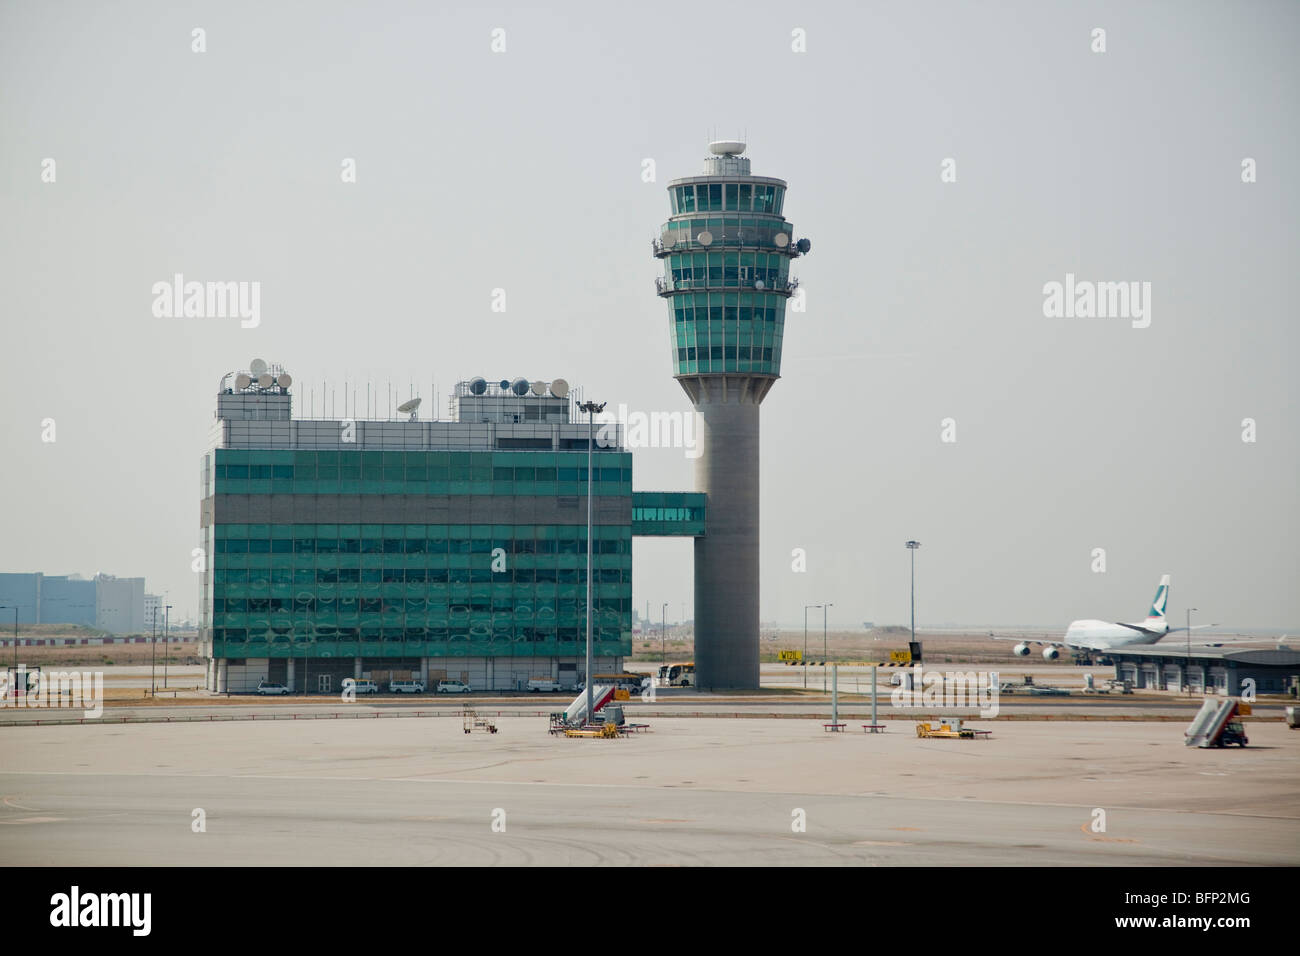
top-left (1146, 574), bottom-right (1171, 623)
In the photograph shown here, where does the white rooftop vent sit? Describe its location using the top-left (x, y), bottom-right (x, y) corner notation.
top-left (709, 140), bottom-right (746, 156)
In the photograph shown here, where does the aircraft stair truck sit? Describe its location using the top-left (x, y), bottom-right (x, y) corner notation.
top-left (561, 685), bottom-right (616, 727)
top-left (1185, 698), bottom-right (1250, 748)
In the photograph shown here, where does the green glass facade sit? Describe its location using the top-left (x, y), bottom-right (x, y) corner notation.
top-left (631, 492), bottom-right (707, 536)
top-left (657, 183), bottom-right (799, 377)
top-left (204, 448), bottom-right (633, 662)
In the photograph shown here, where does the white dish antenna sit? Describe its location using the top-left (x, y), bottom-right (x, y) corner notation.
top-left (249, 358), bottom-right (268, 377)
top-left (754, 279), bottom-right (765, 290)
top-left (277, 372), bottom-right (292, 388)
top-left (510, 377), bottom-right (530, 396)
top-left (235, 373), bottom-right (252, 390)
top-left (549, 378), bottom-right (569, 398)
top-left (773, 232), bottom-right (789, 248)
top-left (530, 380), bottom-right (546, 396)
top-left (257, 374), bottom-right (274, 388)
top-left (697, 230), bottom-right (713, 247)
top-left (397, 397), bottom-right (421, 420)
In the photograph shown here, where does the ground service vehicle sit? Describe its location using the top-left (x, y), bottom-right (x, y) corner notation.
top-left (437, 679), bottom-right (472, 694)
top-left (343, 678), bottom-right (380, 695)
top-left (665, 663), bottom-right (695, 687)
top-left (389, 679), bottom-right (425, 694)
top-left (1217, 719), bottom-right (1249, 747)
top-left (256, 681), bottom-right (290, 696)
top-left (593, 673), bottom-right (651, 693)
top-left (528, 677), bottom-right (564, 692)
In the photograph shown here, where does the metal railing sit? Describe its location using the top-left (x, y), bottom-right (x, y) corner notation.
top-left (655, 276), bottom-right (799, 296)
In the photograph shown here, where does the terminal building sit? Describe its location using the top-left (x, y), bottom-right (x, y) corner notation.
top-left (199, 366), bottom-right (703, 693)
top-left (1107, 644), bottom-right (1300, 697)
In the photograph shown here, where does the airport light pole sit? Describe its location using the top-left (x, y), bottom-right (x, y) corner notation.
top-left (1186, 607), bottom-right (1196, 696)
top-left (661, 602), bottom-right (668, 669)
top-left (822, 603), bottom-right (834, 692)
top-left (150, 608), bottom-right (157, 695)
top-left (906, 541), bottom-right (921, 649)
top-left (164, 605), bottom-right (173, 689)
top-left (579, 399), bottom-right (606, 724)
top-left (803, 604), bottom-right (821, 689)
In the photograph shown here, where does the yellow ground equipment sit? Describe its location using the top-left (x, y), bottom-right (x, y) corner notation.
top-left (563, 722), bottom-right (620, 739)
top-left (915, 719), bottom-right (991, 740)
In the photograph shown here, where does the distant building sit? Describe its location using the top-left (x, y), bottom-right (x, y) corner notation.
top-left (0, 572), bottom-right (146, 632)
top-left (144, 594), bottom-right (163, 633)
top-left (93, 575), bottom-right (147, 634)
top-left (0, 572), bottom-right (95, 627)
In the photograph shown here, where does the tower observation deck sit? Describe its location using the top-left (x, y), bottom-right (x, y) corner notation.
top-left (653, 141), bottom-right (811, 689)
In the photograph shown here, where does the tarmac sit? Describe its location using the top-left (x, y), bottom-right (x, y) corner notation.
top-left (1, 714), bottom-right (1296, 866)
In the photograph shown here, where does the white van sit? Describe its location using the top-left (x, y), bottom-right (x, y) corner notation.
top-left (437, 679), bottom-right (472, 694)
top-left (343, 678), bottom-right (380, 695)
top-left (389, 679), bottom-right (426, 694)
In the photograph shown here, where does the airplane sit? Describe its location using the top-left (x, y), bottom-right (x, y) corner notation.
top-left (997, 574), bottom-right (1213, 660)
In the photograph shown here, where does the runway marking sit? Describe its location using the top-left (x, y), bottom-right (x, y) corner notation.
top-left (0, 816), bottom-right (63, 824)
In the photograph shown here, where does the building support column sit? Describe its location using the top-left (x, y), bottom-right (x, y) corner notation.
top-left (354, 657), bottom-right (363, 680)
top-left (287, 658), bottom-right (295, 693)
top-left (216, 659), bottom-right (228, 693)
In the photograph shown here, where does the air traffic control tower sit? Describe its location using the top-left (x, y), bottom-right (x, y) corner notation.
top-left (654, 141), bottom-right (810, 688)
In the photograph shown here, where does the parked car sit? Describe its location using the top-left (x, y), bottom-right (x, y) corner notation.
top-left (256, 681), bottom-right (290, 696)
top-left (389, 679), bottom-right (426, 694)
top-left (342, 678), bottom-right (380, 695)
top-left (437, 679), bottom-right (472, 694)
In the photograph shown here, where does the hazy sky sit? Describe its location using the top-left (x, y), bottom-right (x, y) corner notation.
top-left (1, 1), bottom-right (1296, 630)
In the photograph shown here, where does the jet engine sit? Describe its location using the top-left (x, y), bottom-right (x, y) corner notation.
top-left (1042, 646), bottom-right (1060, 661)
top-left (1013, 643), bottom-right (1031, 657)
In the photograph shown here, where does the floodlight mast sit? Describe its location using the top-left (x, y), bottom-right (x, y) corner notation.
top-left (578, 399), bottom-right (607, 726)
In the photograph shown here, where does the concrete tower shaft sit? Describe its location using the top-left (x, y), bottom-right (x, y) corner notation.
top-left (654, 142), bottom-right (809, 689)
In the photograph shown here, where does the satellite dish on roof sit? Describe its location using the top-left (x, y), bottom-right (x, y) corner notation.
top-left (754, 280), bottom-right (765, 290)
top-left (277, 373), bottom-right (292, 388)
top-left (250, 358), bottom-right (268, 377)
top-left (397, 397), bottom-right (421, 420)
top-left (773, 232), bottom-right (789, 248)
top-left (511, 377), bottom-right (529, 396)
top-left (697, 231), bottom-right (713, 247)
top-left (469, 377), bottom-right (487, 395)
top-left (499, 379), bottom-right (510, 390)
top-left (709, 140), bottom-right (746, 156)
top-left (530, 380), bottom-right (546, 396)
top-left (235, 373), bottom-right (252, 390)
top-left (257, 374), bottom-right (274, 388)
top-left (796, 237), bottom-right (811, 254)
top-left (549, 378), bottom-right (569, 398)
